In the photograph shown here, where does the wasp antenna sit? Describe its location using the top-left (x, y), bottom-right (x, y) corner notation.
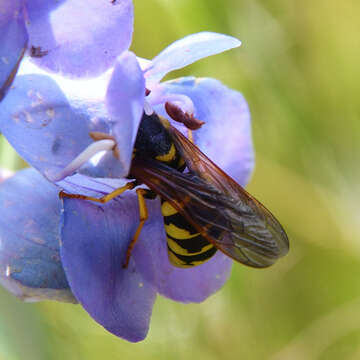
top-left (165, 102), bottom-right (204, 130)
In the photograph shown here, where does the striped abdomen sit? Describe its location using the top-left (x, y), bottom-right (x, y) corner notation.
top-left (161, 200), bottom-right (217, 268)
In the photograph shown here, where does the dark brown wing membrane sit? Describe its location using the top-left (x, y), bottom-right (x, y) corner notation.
top-left (131, 150), bottom-right (289, 268)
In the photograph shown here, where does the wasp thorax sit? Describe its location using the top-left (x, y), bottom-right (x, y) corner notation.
top-left (131, 112), bottom-right (186, 173)
top-left (134, 112), bottom-right (174, 159)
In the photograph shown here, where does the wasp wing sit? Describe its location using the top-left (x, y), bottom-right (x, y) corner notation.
top-left (169, 126), bottom-right (289, 262)
top-left (131, 142), bottom-right (289, 268)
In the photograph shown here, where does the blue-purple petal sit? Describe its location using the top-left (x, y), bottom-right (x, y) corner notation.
top-left (0, 72), bottom-right (109, 181)
top-left (144, 32), bottom-right (241, 86)
top-left (26, 0), bottom-right (133, 77)
top-left (57, 173), bottom-right (129, 196)
top-left (132, 200), bottom-right (233, 303)
top-left (155, 77), bottom-right (254, 186)
top-left (60, 193), bottom-right (156, 341)
top-left (106, 51), bottom-right (145, 176)
top-left (0, 0), bottom-right (28, 101)
top-left (0, 168), bottom-right (75, 302)
top-left (0, 168), bottom-right (13, 183)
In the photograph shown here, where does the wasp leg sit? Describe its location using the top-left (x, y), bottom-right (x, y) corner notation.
top-left (187, 129), bottom-right (194, 143)
top-left (59, 180), bottom-right (138, 203)
top-left (123, 188), bottom-right (149, 268)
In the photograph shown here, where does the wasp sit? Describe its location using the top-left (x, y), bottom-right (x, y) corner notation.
top-left (61, 111), bottom-right (289, 268)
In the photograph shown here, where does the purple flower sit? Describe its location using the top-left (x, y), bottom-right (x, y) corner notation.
top-left (0, 32), bottom-right (254, 341)
top-left (0, 168), bottom-right (13, 183)
top-left (0, 0), bottom-right (133, 100)
top-left (0, 168), bottom-right (76, 303)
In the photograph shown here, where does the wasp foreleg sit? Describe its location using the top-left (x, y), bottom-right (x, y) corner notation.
top-left (59, 180), bottom-right (138, 203)
top-left (123, 188), bottom-right (151, 268)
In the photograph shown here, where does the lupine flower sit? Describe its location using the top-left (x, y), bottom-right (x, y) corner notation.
top-left (0, 32), bottom-right (254, 341)
top-left (0, 0), bottom-right (133, 100)
top-left (0, 168), bottom-right (13, 182)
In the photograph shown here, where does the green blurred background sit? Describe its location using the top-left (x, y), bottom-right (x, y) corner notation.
top-left (1, 0), bottom-right (360, 359)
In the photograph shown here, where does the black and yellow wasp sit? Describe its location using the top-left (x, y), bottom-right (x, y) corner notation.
top-left (61, 111), bottom-right (289, 269)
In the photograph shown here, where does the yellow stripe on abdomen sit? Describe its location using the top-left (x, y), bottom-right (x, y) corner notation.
top-left (167, 243), bottom-right (218, 268)
top-left (161, 200), bottom-right (217, 268)
top-left (161, 201), bottom-right (178, 216)
top-left (164, 223), bottom-right (199, 240)
top-left (167, 236), bottom-right (214, 256)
